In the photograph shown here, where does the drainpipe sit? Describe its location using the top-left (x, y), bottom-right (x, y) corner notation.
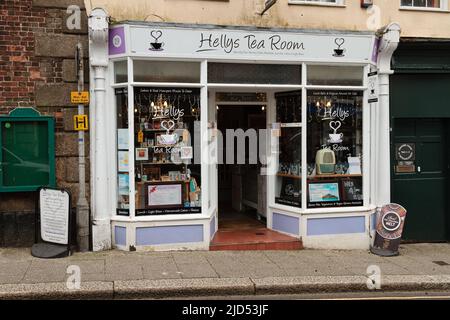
top-left (88, 8), bottom-right (111, 251)
top-left (375, 23), bottom-right (401, 208)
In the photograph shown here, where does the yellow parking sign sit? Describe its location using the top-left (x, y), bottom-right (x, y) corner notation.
top-left (71, 91), bottom-right (90, 104)
top-left (74, 115), bottom-right (89, 131)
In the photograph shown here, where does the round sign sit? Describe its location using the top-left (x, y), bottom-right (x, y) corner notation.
top-left (5, 123), bottom-right (11, 129)
top-left (376, 204), bottom-right (407, 240)
top-left (112, 35), bottom-right (122, 48)
top-left (397, 144), bottom-right (414, 161)
top-left (381, 211), bottom-right (401, 232)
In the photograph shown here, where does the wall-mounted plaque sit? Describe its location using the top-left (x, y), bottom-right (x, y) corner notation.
top-left (395, 143), bottom-right (415, 161)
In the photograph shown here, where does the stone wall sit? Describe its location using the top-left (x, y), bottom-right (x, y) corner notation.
top-left (0, 0), bottom-right (89, 247)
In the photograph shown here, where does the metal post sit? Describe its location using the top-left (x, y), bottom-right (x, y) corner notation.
top-left (76, 43), bottom-right (90, 252)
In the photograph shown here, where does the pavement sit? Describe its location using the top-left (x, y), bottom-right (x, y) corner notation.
top-left (1, 243), bottom-right (450, 299)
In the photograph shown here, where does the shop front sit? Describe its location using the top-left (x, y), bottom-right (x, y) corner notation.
top-left (88, 12), bottom-right (401, 251)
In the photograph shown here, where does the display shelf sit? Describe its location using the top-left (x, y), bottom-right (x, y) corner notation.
top-left (137, 162), bottom-right (183, 165)
top-left (276, 173), bottom-right (363, 179)
top-left (309, 174), bottom-right (363, 179)
top-left (276, 173), bottom-right (302, 180)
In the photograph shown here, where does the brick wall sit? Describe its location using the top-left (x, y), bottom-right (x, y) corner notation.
top-left (0, 0), bottom-right (90, 247)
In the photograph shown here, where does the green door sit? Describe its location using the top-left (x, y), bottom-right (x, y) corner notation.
top-left (392, 118), bottom-right (448, 242)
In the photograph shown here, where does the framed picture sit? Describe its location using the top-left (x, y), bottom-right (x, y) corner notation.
top-left (146, 182), bottom-right (183, 208)
top-left (168, 171), bottom-right (181, 181)
top-left (118, 151), bottom-right (129, 172)
top-left (341, 178), bottom-right (363, 201)
top-left (308, 181), bottom-right (340, 203)
top-left (144, 166), bottom-right (160, 181)
top-left (180, 146), bottom-right (193, 159)
top-left (118, 174), bottom-right (129, 196)
top-left (135, 148), bottom-right (149, 161)
top-left (117, 129), bottom-right (129, 150)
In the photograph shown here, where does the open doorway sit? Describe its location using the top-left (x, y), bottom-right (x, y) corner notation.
top-left (209, 92), bottom-right (303, 250)
top-left (217, 105), bottom-right (267, 232)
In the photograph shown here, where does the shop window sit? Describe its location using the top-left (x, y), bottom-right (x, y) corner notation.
top-left (116, 88), bottom-right (129, 214)
top-left (307, 90), bottom-right (363, 208)
top-left (274, 91), bottom-right (302, 208)
top-left (114, 61), bottom-right (128, 83)
top-left (133, 87), bottom-right (202, 216)
top-left (307, 65), bottom-right (363, 86)
top-left (133, 61), bottom-right (201, 83)
top-left (208, 63), bottom-right (302, 85)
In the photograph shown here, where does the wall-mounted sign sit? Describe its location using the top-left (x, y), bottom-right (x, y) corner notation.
top-left (395, 143), bottom-right (415, 161)
top-left (368, 71), bottom-right (378, 103)
top-left (127, 26), bottom-right (375, 62)
top-left (74, 114), bottom-right (89, 131)
top-left (371, 203), bottom-right (407, 257)
top-left (71, 91), bottom-right (90, 104)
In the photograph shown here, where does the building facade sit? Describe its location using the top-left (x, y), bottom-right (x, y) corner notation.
top-left (1, 0), bottom-right (449, 249)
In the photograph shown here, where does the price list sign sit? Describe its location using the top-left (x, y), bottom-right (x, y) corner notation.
top-left (39, 188), bottom-right (70, 245)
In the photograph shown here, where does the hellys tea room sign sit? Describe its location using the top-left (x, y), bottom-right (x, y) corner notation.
top-left (122, 25), bottom-right (376, 62)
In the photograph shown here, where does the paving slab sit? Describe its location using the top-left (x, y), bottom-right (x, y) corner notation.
top-left (177, 263), bottom-right (219, 279)
top-left (0, 261), bottom-right (31, 277)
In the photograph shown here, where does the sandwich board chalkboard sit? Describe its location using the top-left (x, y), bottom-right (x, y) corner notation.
top-left (31, 187), bottom-right (72, 259)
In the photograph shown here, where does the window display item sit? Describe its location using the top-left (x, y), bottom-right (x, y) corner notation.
top-left (136, 148), bottom-right (149, 161)
top-left (157, 133), bottom-right (178, 146)
top-left (348, 156), bottom-right (361, 175)
top-left (315, 149), bottom-right (336, 174)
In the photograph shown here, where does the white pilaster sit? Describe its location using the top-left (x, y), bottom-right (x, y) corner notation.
top-left (376, 23), bottom-right (401, 208)
top-left (88, 8), bottom-right (111, 251)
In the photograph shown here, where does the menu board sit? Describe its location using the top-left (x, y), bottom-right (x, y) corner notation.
top-left (341, 178), bottom-right (363, 201)
top-left (39, 188), bottom-right (70, 245)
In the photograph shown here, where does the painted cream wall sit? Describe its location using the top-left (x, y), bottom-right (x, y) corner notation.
top-left (85, 0), bottom-right (450, 38)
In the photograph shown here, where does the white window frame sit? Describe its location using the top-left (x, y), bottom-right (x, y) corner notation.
top-left (288, 0), bottom-right (345, 7)
top-left (400, 0), bottom-right (449, 12)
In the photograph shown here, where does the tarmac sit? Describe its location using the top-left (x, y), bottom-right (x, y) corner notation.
top-left (1, 243), bottom-right (450, 299)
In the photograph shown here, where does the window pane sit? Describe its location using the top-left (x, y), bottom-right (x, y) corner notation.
top-left (114, 61), bottom-right (128, 83)
top-left (307, 65), bottom-right (363, 86)
top-left (116, 88), bottom-right (130, 214)
top-left (307, 90), bottom-right (363, 208)
top-left (133, 61), bottom-right (200, 83)
top-left (133, 87), bottom-right (202, 215)
top-left (274, 90), bottom-right (302, 208)
top-left (209, 63), bottom-right (302, 85)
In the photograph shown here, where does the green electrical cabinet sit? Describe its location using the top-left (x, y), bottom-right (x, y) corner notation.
top-left (0, 108), bottom-right (56, 192)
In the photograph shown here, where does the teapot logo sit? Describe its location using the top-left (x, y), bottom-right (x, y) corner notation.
top-left (333, 38), bottom-right (346, 57)
top-left (150, 30), bottom-right (165, 51)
